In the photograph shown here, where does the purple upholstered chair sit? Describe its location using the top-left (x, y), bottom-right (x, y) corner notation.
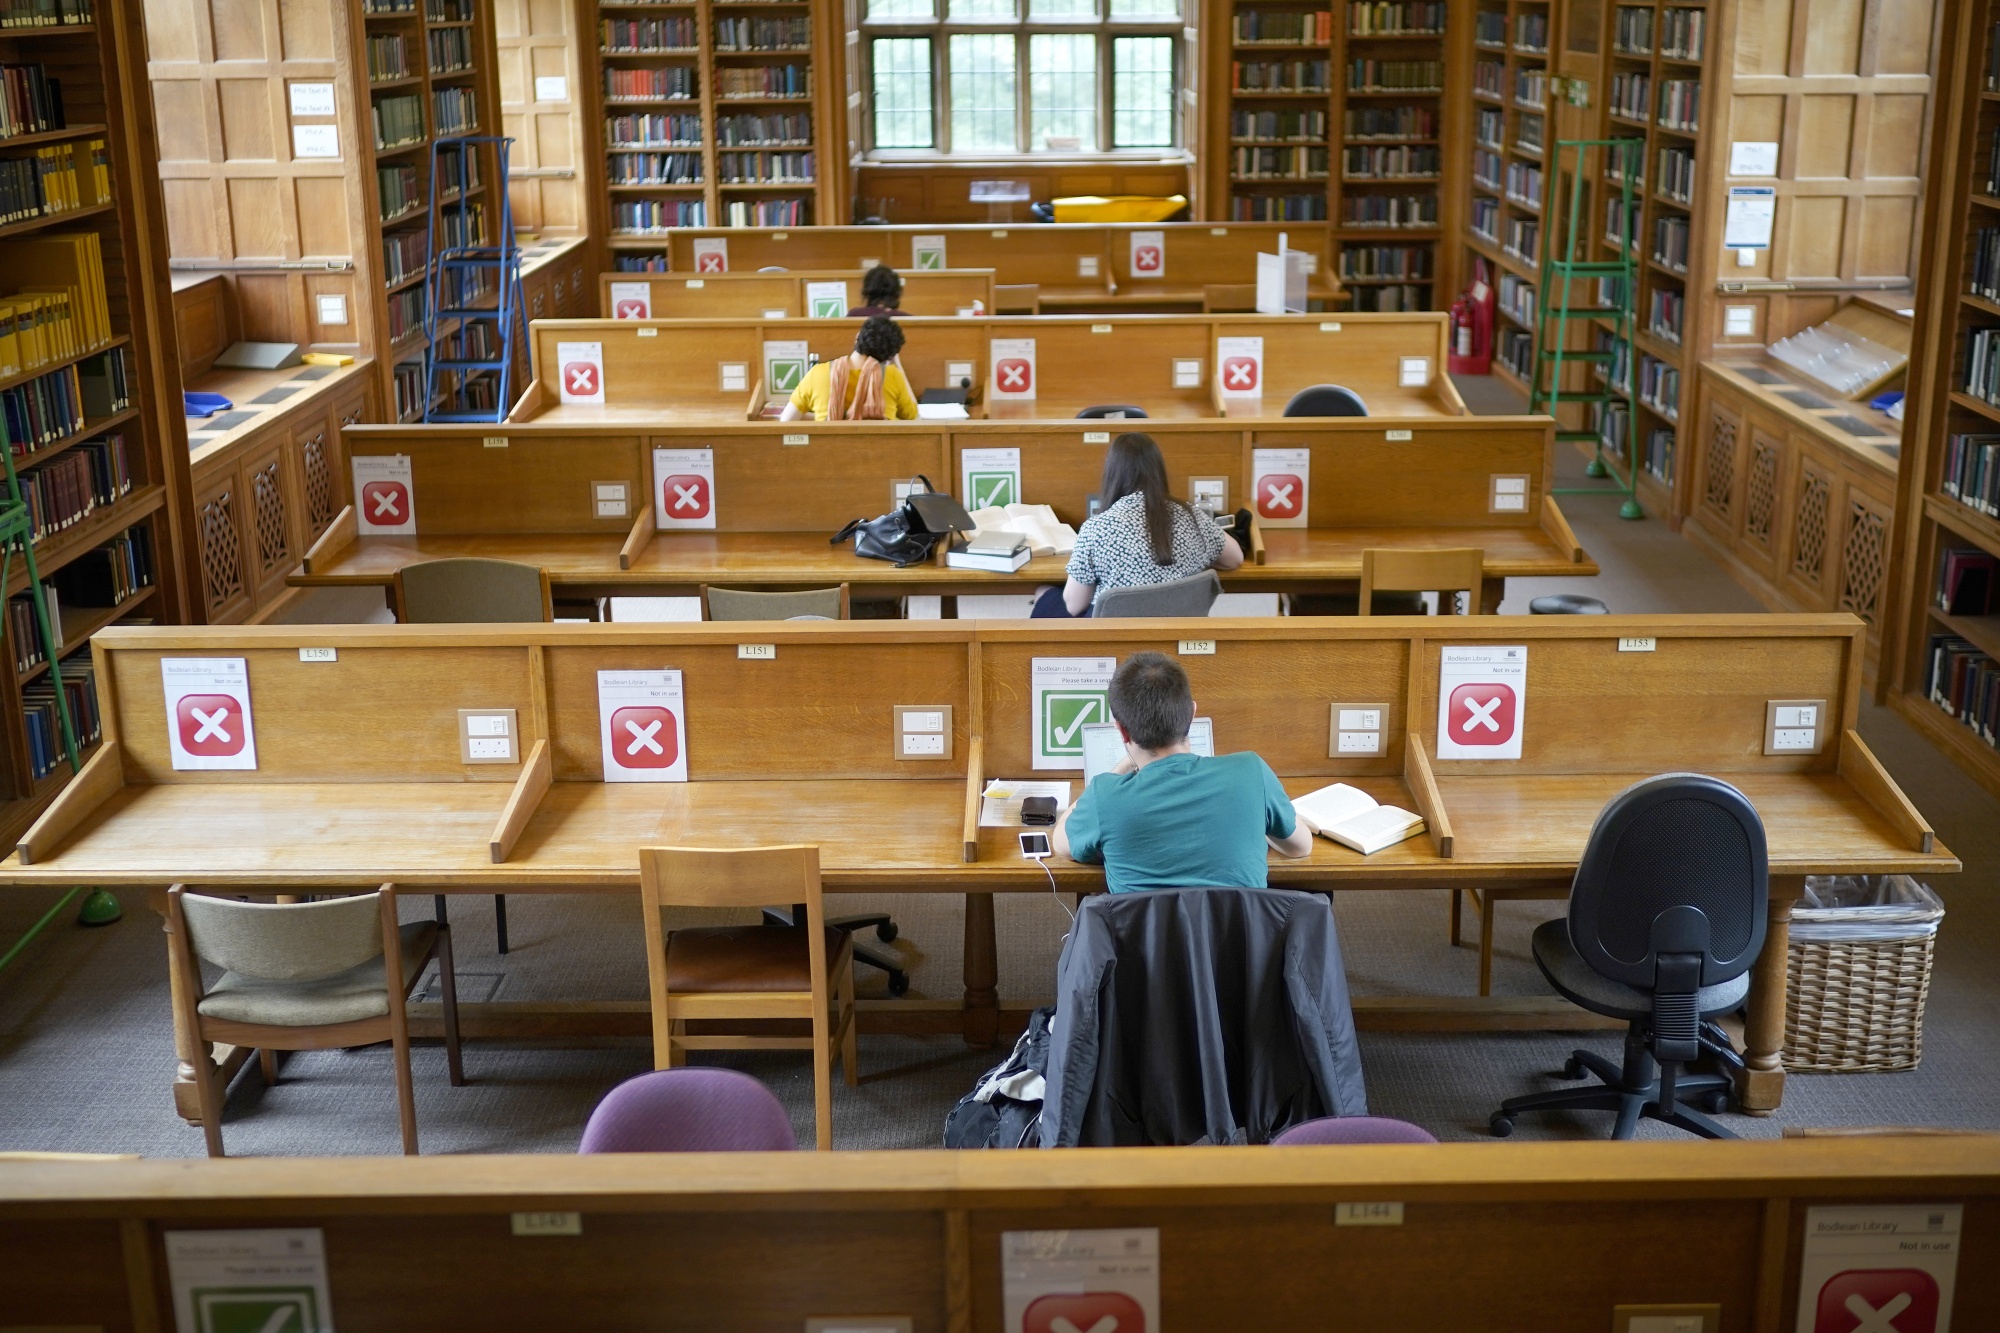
top-left (1271, 1116), bottom-right (1438, 1146)
top-left (579, 1069), bottom-right (798, 1152)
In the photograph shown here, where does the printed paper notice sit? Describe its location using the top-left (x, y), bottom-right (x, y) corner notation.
top-left (806, 280), bottom-right (848, 319)
top-left (290, 125), bottom-right (339, 159)
top-left (1436, 644), bottom-right (1527, 760)
top-left (991, 337), bottom-right (1037, 399)
top-left (962, 447), bottom-right (1022, 511)
top-left (1729, 141), bottom-right (1779, 176)
top-left (609, 281), bottom-right (651, 319)
top-left (1251, 446), bottom-right (1309, 527)
top-left (1217, 335), bottom-right (1265, 398)
top-left (163, 658), bottom-right (257, 772)
top-left (556, 340), bottom-right (605, 404)
top-left (1796, 1205), bottom-right (1961, 1333)
top-left (1724, 186), bottom-right (1776, 249)
top-left (980, 779), bottom-right (1073, 827)
top-left (1003, 1228), bottom-right (1160, 1333)
top-left (287, 83), bottom-right (336, 117)
top-left (763, 339), bottom-right (810, 397)
top-left (598, 669), bottom-right (688, 782)
top-left (1130, 229), bottom-right (1165, 278)
top-left (168, 1228), bottom-right (331, 1333)
top-left (1032, 657), bottom-right (1116, 771)
top-left (692, 237), bottom-right (728, 272)
top-left (653, 447), bottom-right (716, 529)
top-left (912, 234), bottom-right (947, 270)
top-left (352, 454), bottom-right (415, 535)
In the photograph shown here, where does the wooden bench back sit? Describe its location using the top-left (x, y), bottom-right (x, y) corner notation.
top-left (600, 269), bottom-right (998, 320)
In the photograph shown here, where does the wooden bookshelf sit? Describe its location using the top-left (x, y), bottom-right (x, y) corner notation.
top-left (581, 0), bottom-right (842, 273)
top-left (0, 0), bottom-right (189, 845)
top-left (1883, 0), bottom-right (2000, 797)
top-left (1204, 0), bottom-right (1458, 309)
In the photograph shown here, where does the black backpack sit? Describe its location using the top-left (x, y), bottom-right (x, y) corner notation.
top-left (943, 1006), bottom-right (1054, 1149)
top-left (831, 476), bottom-right (973, 568)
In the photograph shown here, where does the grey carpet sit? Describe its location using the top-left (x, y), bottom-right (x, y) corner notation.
top-left (0, 373), bottom-right (1989, 1152)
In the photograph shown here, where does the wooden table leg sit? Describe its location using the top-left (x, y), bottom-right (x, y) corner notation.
top-left (962, 892), bottom-right (999, 1048)
top-left (1736, 876), bottom-right (1801, 1114)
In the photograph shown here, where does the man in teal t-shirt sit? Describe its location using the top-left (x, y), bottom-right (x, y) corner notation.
top-left (1054, 652), bottom-right (1314, 893)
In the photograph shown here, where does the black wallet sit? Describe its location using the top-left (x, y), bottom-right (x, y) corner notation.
top-left (1020, 796), bottom-right (1058, 826)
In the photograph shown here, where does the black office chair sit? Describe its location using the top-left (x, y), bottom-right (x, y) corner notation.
top-left (1076, 404), bottom-right (1149, 419)
top-left (1282, 385), bottom-right (1369, 417)
top-left (1490, 773), bottom-right (1767, 1141)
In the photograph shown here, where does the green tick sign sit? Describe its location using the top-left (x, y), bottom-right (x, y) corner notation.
top-left (1032, 657), bottom-right (1117, 770)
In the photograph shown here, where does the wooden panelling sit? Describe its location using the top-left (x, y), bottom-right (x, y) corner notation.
top-left (854, 162), bottom-right (1194, 226)
top-left (495, 0), bottom-right (586, 234)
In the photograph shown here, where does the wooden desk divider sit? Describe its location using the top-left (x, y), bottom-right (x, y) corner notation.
top-left (3, 616), bottom-right (1955, 1112)
top-left (599, 268), bottom-right (1000, 320)
top-left (512, 313), bottom-right (1464, 424)
top-left (303, 417), bottom-right (1586, 601)
top-left (656, 220), bottom-right (1343, 313)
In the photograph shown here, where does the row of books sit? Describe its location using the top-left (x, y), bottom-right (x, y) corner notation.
top-left (0, 139), bottom-right (107, 228)
top-left (1941, 432), bottom-right (2000, 514)
top-left (382, 228), bottom-right (427, 286)
top-left (1474, 59), bottom-right (1502, 100)
top-left (392, 360), bottom-right (426, 422)
top-left (717, 113), bottom-right (810, 146)
top-left (716, 151), bottom-right (813, 184)
top-left (437, 201), bottom-right (485, 249)
top-left (1514, 12), bottom-right (1548, 50)
top-left (19, 430), bottom-right (127, 539)
top-left (386, 285), bottom-right (425, 342)
top-left (1643, 427), bottom-right (1675, 482)
top-left (1516, 111), bottom-right (1544, 152)
top-left (1606, 195), bottom-right (1640, 248)
top-left (1232, 146), bottom-right (1327, 180)
top-left (608, 151), bottom-right (702, 185)
top-left (1344, 144), bottom-right (1438, 177)
top-left (1472, 147), bottom-right (1500, 190)
top-left (1613, 4), bottom-right (1654, 54)
top-left (1654, 214), bottom-right (1689, 271)
top-left (724, 197), bottom-right (808, 226)
top-left (1348, 2), bottom-right (1444, 35)
top-left (605, 67), bottom-right (697, 101)
top-left (435, 143), bottom-right (483, 195)
top-left (1610, 71), bottom-right (1651, 121)
top-left (1233, 11), bottom-right (1332, 44)
top-left (0, 0), bottom-right (92, 27)
top-left (366, 33), bottom-right (409, 81)
top-left (713, 16), bottom-right (809, 50)
top-left (613, 252), bottom-right (670, 272)
top-left (1340, 192), bottom-right (1436, 227)
top-left (716, 65), bottom-right (809, 99)
top-left (1232, 60), bottom-right (1330, 94)
top-left (1514, 67), bottom-right (1548, 107)
top-left (1469, 195), bottom-right (1498, 242)
top-left (612, 199), bottom-right (707, 232)
top-left (1638, 353), bottom-right (1680, 420)
top-left (1348, 283), bottom-right (1429, 311)
top-left (1938, 547), bottom-right (1999, 616)
top-left (53, 522), bottom-right (151, 609)
top-left (607, 114), bottom-right (703, 148)
top-left (1347, 105), bottom-right (1435, 138)
top-left (1227, 192), bottom-right (1326, 221)
top-left (1349, 59), bottom-right (1442, 91)
top-left (22, 650), bottom-right (104, 777)
top-left (434, 87), bottom-right (477, 135)
top-left (1498, 272), bottom-right (1535, 327)
top-left (1496, 327), bottom-right (1533, 379)
top-left (1475, 107), bottom-right (1502, 149)
top-left (1231, 109), bottom-right (1326, 141)
top-left (1658, 6), bottom-right (1704, 60)
top-left (1657, 145), bottom-right (1696, 203)
top-left (1648, 287), bottom-right (1685, 343)
top-left (1474, 10), bottom-right (1504, 44)
top-left (1505, 160), bottom-right (1542, 207)
top-left (1337, 244), bottom-right (1432, 279)
top-left (0, 63), bottom-right (63, 141)
top-left (601, 16), bottom-right (696, 52)
top-left (1657, 78), bottom-right (1701, 132)
top-left (374, 94), bottom-right (425, 149)
top-left (1926, 636), bottom-right (2000, 750)
top-left (1989, 20), bottom-right (2000, 94)
top-left (427, 26), bottom-right (473, 73)
top-left (378, 164), bottom-right (421, 221)
top-left (0, 356), bottom-right (81, 449)
top-left (1504, 216), bottom-right (1539, 265)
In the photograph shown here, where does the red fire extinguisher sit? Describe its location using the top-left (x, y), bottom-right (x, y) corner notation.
top-left (1448, 270), bottom-right (1495, 375)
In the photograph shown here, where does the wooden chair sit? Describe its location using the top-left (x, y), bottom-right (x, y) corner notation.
top-left (637, 845), bottom-right (857, 1151)
top-left (163, 885), bottom-right (464, 1157)
top-left (1357, 547), bottom-right (1485, 616)
top-left (700, 584), bottom-right (850, 621)
top-left (395, 556), bottom-right (553, 954)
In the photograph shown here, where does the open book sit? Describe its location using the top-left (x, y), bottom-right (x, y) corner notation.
top-left (966, 503), bottom-right (1078, 557)
top-left (1291, 783), bottom-right (1426, 855)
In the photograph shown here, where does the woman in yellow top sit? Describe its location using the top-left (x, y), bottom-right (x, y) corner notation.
top-left (780, 316), bottom-right (920, 422)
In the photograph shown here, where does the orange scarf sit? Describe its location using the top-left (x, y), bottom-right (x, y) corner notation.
top-left (825, 354), bottom-right (886, 421)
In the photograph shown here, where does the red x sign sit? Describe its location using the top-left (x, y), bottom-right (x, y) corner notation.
top-left (1254, 472), bottom-right (1302, 519)
top-left (996, 358), bottom-right (1033, 393)
top-left (695, 251), bottom-right (725, 272)
top-left (613, 298), bottom-right (649, 319)
top-left (1024, 1292), bottom-right (1146, 1333)
top-left (1445, 682), bottom-right (1518, 748)
top-left (563, 362), bottom-right (600, 397)
top-left (361, 480), bottom-right (408, 524)
top-left (1814, 1270), bottom-right (1941, 1333)
top-left (608, 706), bottom-right (680, 770)
top-left (1133, 244), bottom-right (1163, 274)
top-left (176, 695), bottom-right (247, 757)
top-left (661, 473), bottom-right (711, 519)
top-left (1222, 356), bottom-right (1260, 391)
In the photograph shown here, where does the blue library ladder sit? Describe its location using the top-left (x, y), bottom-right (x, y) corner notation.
top-left (423, 136), bottom-right (527, 423)
top-left (0, 438), bottom-right (120, 975)
top-left (1530, 137), bottom-right (1645, 520)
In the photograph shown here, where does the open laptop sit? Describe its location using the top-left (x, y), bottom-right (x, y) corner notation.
top-left (1081, 717), bottom-right (1214, 783)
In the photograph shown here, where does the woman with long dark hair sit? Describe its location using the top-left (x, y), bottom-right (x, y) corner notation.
top-left (1031, 432), bottom-right (1244, 617)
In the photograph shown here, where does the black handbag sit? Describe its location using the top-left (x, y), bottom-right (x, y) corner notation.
top-left (831, 476), bottom-right (973, 568)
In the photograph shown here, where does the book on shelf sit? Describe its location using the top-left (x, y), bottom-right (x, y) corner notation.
top-left (1291, 782), bottom-right (1426, 855)
top-left (0, 0), bottom-right (95, 28)
top-left (0, 63), bottom-right (63, 141)
top-left (1939, 548), bottom-right (1999, 616)
top-left (0, 231), bottom-right (111, 350)
top-left (1928, 634), bottom-right (2000, 746)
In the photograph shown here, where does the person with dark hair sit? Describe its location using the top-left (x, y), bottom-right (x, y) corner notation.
top-left (848, 264), bottom-right (905, 318)
top-left (1031, 432), bottom-right (1245, 617)
top-left (780, 315), bottom-right (919, 421)
top-left (1054, 652), bottom-right (1313, 891)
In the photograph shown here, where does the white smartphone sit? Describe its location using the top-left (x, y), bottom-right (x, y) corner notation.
top-left (1080, 717), bottom-right (1214, 782)
top-left (1019, 831), bottom-right (1052, 859)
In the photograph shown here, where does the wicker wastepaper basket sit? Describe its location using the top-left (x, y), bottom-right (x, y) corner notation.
top-left (1782, 875), bottom-right (1944, 1073)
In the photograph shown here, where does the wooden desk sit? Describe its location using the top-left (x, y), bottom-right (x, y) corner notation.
top-left (600, 268), bottom-right (999, 320)
top-left (299, 417), bottom-right (1590, 606)
top-left (659, 219), bottom-right (1344, 312)
top-left (6, 1140), bottom-right (1998, 1330)
top-left (508, 313), bottom-right (1464, 424)
top-left (0, 616), bottom-right (1952, 1120)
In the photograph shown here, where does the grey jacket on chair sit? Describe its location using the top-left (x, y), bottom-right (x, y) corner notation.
top-left (1040, 887), bottom-right (1368, 1147)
